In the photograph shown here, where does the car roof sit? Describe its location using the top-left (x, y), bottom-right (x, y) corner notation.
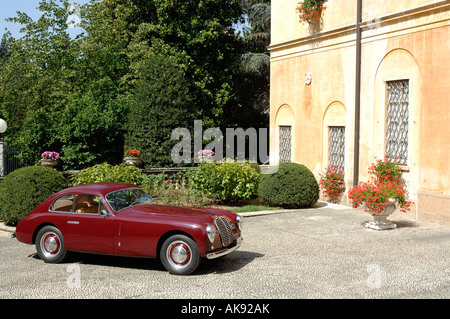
top-left (60, 182), bottom-right (139, 196)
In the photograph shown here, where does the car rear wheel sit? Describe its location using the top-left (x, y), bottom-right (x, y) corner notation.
top-left (35, 226), bottom-right (67, 263)
top-left (160, 235), bottom-right (200, 275)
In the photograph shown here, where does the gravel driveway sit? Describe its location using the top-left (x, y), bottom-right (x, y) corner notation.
top-left (1, 204), bottom-right (449, 300)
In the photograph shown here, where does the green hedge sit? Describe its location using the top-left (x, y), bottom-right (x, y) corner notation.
top-left (70, 162), bottom-right (144, 186)
top-left (0, 166), bottom-right (68, 226)
top-left (258, 163), bottom-right (319, 208)
top-left (189, 161), bottom-right (260, 204)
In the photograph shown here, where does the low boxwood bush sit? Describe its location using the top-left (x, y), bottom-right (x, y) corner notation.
top-left (0, 166), bottom-right (68, 226)
top-left (258, 163), bottom-right (319, 208)
top-left (70, 162), bottom-right (144, 186)
top-left (189, 161), bottom-right (260, 204)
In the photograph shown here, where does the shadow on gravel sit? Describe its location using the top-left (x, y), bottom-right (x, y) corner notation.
top-left (196, 251), bottom-right (265, 275)
top-left (28, 250), bottom-right (264, 275)
top-left (30, 251), bottom-right (164, 271)
top-left (394, 220), bottom-right (420, 228)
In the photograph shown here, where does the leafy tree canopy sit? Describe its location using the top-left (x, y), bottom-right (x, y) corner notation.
top-left (0, 0), bottom-right (269, 169)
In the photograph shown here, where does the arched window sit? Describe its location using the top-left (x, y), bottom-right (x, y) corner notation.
top-left (385, 80), bottom-right (409, 164)
top-left (279, 126), bottom-right (292, 163)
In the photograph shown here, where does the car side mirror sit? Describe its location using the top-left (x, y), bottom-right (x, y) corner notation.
top-left (100, 209), bottom-right (109, 218)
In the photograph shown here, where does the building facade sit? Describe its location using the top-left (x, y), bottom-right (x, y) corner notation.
top-left (269, 0), bottom-right (450, 225)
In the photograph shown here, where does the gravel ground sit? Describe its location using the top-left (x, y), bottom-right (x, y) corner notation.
top-left (0, 204), bottom-right (449, 300)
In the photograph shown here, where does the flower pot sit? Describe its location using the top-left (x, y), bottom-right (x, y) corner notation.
top-left (40, 159), bottom-right (59, 167)
top-left (362, 198), bottom-right (397, 230)
top-left (124, 157), bottom-right (141, 166)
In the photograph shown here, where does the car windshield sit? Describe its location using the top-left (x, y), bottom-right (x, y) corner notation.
top-left (105, 188), bottom-right (153, 212)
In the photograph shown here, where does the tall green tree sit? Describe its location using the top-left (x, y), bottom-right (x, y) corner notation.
top-left (125, 52), bottom-right (194, 167)
top-left (57, 77), bottom-right (127, 169)
top-left (0, 0), bottom-right (135, 167)
top-left (0, 33), bottom-right (12, 64)
top-left (238, 0), bottom-right (270, 117)
top-left (138, 0), bottom-right (244, 128)
top-left (77, 0), bottom-right (156, 93)
top-left (0, 0), bottom-right (81, 163)
top-left (0, 0), bottom-right (270, 169)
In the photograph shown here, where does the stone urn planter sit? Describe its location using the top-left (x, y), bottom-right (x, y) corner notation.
top-left (40, 151), bottom-right (60, 168)
top-left (40, 159), bottom-right (59, 167)
top-left (124, 157), bottom-right (141, 166)
top-left (362, 198), bottom-right (397, 230)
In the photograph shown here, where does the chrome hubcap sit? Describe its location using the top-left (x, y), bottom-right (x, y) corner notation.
top-left (40, 232), bottom-right (60, 257)
top-left (172, 245), bottom-right (188, 264)
top-left (45, 236), bottom-right (58, 253)
top-left (167, 241), bottom-right (192, 268)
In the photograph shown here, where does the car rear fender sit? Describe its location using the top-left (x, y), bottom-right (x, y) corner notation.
top-left (31, 222), bottom-right (60, 244)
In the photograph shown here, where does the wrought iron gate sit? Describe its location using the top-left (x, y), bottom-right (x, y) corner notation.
top-left (2, 144), bottom-right (30, 176)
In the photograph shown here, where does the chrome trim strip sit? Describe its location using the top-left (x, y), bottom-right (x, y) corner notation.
top-left (206, 237), bottom-right (242, 260)
top-left (67, 221), bottom-right (79, 225)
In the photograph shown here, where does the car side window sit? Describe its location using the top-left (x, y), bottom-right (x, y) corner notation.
top-left (74, 194), bottom-right (102, 214)
top-left (50, 194), bottom-right (75, 212)
top-left (106, 188), bottom-right (152, 212)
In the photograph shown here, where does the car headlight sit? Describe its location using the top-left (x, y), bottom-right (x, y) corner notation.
top-left (206, 224), bottom-right (219, 243)
top-left (236, 214), bottom-right (243, 230)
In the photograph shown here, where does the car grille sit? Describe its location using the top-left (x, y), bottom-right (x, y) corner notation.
top-left (214, 216), bottom-right (233, 247)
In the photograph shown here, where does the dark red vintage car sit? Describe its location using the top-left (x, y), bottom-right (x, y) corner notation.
top-left (14, 182), bottom-right (243, 275)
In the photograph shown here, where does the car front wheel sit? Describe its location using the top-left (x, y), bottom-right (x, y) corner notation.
top-left (35, 226), bottom-right (67, 263)
top-left (160, 234), bottom-right (200, 275)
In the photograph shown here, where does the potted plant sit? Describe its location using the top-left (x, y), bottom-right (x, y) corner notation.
top-left (296, 0), bottom-right (326, 25)
top-left (40, 151), bottom-right (60, 167)
top-left (319, 165), bottom-right (345, 203)
top-left (348, 157), bottom-right (413, 230)
top-left (197, 149), bottom-right (215, 163)
top-left (124, 149), bottom-right (141, 166)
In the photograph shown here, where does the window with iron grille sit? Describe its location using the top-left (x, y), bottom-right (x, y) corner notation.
top-left (328, 126), bottom-right (345, 171)
top-left (279, 126), bottom-right (291, 163)
top-left (386, 80), bottom-right (409, 164)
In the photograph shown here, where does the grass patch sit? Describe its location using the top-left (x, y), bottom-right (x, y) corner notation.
top-left (228, 205), bottom-right (282, 213)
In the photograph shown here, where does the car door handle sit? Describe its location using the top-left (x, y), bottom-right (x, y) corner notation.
top-left (67, 221), bottom-right (80, 225)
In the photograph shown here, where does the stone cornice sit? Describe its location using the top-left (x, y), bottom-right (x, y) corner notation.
top-left (269, 0), bottom-right (450, 60)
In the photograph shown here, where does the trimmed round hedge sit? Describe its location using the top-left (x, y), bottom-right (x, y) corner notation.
top-left (0, 166), bottom-right (68, 226)
top-left (258, 163), bottom-right (319, 208)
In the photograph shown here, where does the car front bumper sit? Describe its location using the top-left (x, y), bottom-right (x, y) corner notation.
top-left (206, 236), bottom-right (243, 260)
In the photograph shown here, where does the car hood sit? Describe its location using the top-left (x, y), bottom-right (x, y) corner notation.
top-left (119, 204), bottom-right (228, 222)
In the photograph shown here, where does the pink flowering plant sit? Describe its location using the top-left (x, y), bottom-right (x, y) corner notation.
top-left (319, 165), bottom-right (345, 203)
top-left (296, 0), bottom-right (326, 25)
top-left (197, 149), bottom-right (215, 162)
top-left (41, 151), bottom-right (60, 160)
top-left (348, 157), bottom-right (413, 215)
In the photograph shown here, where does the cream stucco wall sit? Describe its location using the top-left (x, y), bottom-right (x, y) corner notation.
top-left (269, 0), bottom-right (450, 225)
top-left (271, 0), bottom-right (445, 45)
